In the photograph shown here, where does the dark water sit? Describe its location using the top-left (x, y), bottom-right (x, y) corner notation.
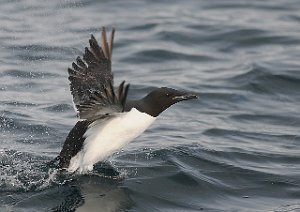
top-left (1, 0), bottom-right (300, 211)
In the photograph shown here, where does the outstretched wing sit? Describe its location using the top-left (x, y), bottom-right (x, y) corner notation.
top-left (67, 27), bottom-right (129, 120)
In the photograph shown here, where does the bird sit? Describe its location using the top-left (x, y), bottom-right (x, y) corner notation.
top-left (55, 27), bottom-right (197, 173)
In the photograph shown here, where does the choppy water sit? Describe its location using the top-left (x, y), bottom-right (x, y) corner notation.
top-left (1, 0), bottom-right (300, 211)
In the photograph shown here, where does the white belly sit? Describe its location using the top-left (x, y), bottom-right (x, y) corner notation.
top-left (67, 108), bottom-right (156, 173)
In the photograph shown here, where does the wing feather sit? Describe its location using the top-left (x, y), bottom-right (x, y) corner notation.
top-left (101, 27), bottom-right (110, 59)
top-left (89, 34), bottom-right (104, 59)
top-left (109, 28), bottom-right (115, 59)
top-left (67, 27), bottom-right (130, 120)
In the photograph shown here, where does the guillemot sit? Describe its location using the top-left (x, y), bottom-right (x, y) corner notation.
top-left (56, 27), bottom-right (197, 173)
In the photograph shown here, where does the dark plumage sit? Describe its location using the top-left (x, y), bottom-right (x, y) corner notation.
top-left (58, 120), bottom-right (91, 168)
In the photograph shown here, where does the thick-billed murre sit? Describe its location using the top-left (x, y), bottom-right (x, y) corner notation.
top-left (56, 27), bottom-right (197, 173)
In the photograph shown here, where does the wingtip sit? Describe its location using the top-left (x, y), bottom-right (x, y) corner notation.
top-left (109, 27), bottom-right (115, 59)
top-left (100, 26), bottom-right (116, 60)
top-left (90, 34), bottom-right (96, 41)
top-left (101, 27), bottom-right (109, 59)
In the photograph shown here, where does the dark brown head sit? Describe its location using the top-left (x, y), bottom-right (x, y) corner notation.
top-left (140, 87), bottom-right (197, 117)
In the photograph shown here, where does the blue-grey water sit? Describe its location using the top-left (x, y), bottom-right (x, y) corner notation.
top-left (1, 0), bottom-right (300, 211)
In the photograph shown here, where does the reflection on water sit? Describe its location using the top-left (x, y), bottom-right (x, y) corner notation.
top-left (76, 175), bottom-right (133, 212)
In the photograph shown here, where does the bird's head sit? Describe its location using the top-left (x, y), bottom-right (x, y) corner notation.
top-left (143, 87), bottom-right (197, 117)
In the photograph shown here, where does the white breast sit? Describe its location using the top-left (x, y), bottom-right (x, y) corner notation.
top-left (67, 108), bottom-right (156, 173)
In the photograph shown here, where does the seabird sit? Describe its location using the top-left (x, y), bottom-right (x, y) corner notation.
top-left (55, 27), bottom-right (197, 173)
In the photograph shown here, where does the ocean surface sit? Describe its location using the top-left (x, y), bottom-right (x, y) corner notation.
top-left (1, 0), bottom-right (300, 211)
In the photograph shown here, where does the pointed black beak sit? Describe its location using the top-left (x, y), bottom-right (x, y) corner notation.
top-left (172, 92), bottom-right (198, 101)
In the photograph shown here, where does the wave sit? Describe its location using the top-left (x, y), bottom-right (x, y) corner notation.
top-left (1, 69), bottom-right (58, 79)
top-left (41, 103), bottom-right (73, 113)
top-left (227, 62), bottom-right (300, 94)
top-left (5, 44), bottom-right (78, 62)
top-left (113, 145), bottom-right (300, 211)
top-left (122, 49), bottom-right (216, 64)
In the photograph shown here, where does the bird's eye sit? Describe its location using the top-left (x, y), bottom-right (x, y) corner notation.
top-left (166, 93), bottom-right (170, 97)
